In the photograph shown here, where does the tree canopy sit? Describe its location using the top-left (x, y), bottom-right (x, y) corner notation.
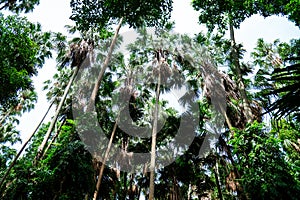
top-left (0, 14), bottom-right (52, 107)
top-left (192, 0), bottom-right (300, 31)
top-left (0, 1), bottom-right (299, 200)
top-left (0, 0), bottom-right (40, 13)
top-left (70, 0), bottom-right (173, 32)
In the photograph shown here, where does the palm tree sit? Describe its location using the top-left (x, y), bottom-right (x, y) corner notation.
top-left (87, 18), bottom-right (123, 112)
top-left (228, 20), bottom-right (253, 123)
top-left (149, 49), bottom-right (166, 200)
top-left (93, 64), bottom-right (138, 199)
top-left (35, 38), bottom-right (94, 162)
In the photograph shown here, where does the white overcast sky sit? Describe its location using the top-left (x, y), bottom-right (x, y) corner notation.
top-left (15, 0), bottom-right (300, 147)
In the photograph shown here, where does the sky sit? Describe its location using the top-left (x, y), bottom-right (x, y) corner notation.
top-left (13, 0), bottom-right (300, 149)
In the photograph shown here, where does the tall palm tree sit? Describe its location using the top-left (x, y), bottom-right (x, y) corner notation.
top-left (87, 18), bottom-right (123, 112)
top-left (35, 38), bottom-right (94, 162)
top-left (228, 20), bottom-right (253, 124)
top-left (93, 64), bottom-right (138, 200)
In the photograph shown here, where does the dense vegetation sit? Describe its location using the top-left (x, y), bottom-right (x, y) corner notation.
top-left (0, 0), bottom-right (299, 199)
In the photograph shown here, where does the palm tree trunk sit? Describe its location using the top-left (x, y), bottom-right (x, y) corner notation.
top-left (228, 20), bottom-right (252, 123)
top-left (41, 118), bottom-right (67, 159)
top-left (93, 115), bottom-right (119, 200)
top-left (187, 183), bottom-right (192, 200)
top-left (0, 101), bottom-right (54, 189)
top-left (218, 100), bottom-right (234, 136)
top-left (149, 63), bottom-right (161, 200)
top-left (35, 66), bottom-right (80, 162)
top-left (214, 160), bottom-right (223, 200)
top-left (91, 18), bottom-right (123, 199)
top-left (87, 17), bottom-right (123, 112)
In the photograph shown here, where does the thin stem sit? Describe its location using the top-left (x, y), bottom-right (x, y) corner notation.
top-left (93, 114), bottom-right (120, 200)
top-left (41, 118), bottom-right (67, 159)
top-left (92, 18), bottom-right (124, 200)
top-left (149, 62), bottom-right (161, 200)
top-left (214, 159), bottom-right (224, 200)
top-left (228, 20), bottom-right (252, 123)
top-left (0, 101), bottom-right (54, 189)
top-left (87, 17), bottom-right (123, 112)
top-left (35, 66), bottom-right (80, 162)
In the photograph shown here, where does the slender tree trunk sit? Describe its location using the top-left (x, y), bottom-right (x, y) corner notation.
top-left (87, 17), bottom-right (123, 112)
top-left (214, 160), bottom-right (223, 200)
top-left (35, 66), bottom-right (80, 162)
top-left (128, 174), bottom-right (134, 199)
top-left (92, 18), bottom-right (124, 199)
top-left (41, 118), bottom-right (67, 159)
top-left (91, 17), bottom-right (136, 194)
top-left (218, 100), bottom-right (234, 136)
top-left (93, 115), bottom-right (119, 200)
top-left (187, 183), bottom-right (192, 200)
top-left (228, 20), bottom-right (251, 200)
top-left (0, 101), bottom-right (54, 189)
top-left (228, 20), bottom-right (252, 123)
top-left (149, 62), bottom-right (161, 200)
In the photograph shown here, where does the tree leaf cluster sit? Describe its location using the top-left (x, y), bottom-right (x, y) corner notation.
top-left (192, 0), bottom-right (300, 32)
top-left (0, 14), bottom-right (52, 107)
top-left (0, 0), bottom-right (40, 13)
top-left (70, 0), bottom-right (173, 32)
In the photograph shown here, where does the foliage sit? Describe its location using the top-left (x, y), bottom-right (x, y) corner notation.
top-left (0, 0), bottom-right (40, 13)
top-left (70, 0), bottom-right (173, 32)
top-left (0, 89), bottom-right (37, 186)
top-left (0, 124), bottom-right (19, 168)
top-left (192, 0), bottom-right (253, 31)
top-left (192, 0), bottom-right (300, 31)
top-left (272, 119), bottom-right (300, 184)
top-left (268, 62), bottom-right (300, 118)
top-left (230, 121), bottom-right (300, 199)
top-left (0, 14), bottom-right (52, 107)
top-left (0, 1), bottom-right (300, 199)
top-left (252, 38), bottom-right (300, 118)
top-left (1, 120), bottom-right (95, 199)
